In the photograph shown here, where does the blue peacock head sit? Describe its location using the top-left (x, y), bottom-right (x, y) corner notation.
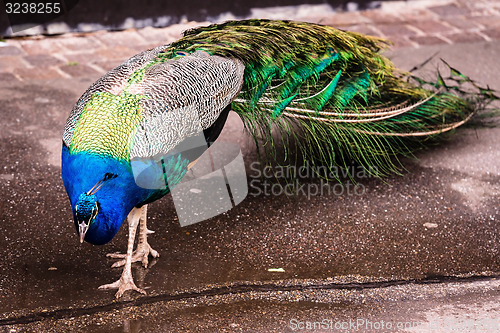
top-left (75, 192), bottom-right (99, 243)
top-left (72, 172), bottom-right (118, 244)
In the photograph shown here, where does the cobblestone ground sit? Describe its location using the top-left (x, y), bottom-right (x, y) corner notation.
top-left (1, 0), bottom-right (500, 81)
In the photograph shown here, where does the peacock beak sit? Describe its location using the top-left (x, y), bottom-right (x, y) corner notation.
top-left (75, 200), bottom-right (98, 243)
top-left (78, 222), bottom-right (90, 243)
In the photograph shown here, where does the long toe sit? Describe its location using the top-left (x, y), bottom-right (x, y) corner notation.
top-left (110, 250), bottom-right (147, 267)
top-left (151, 247), bottom-right (159, 258)
top-left (142, 243), bottom-right (160, 267)
top-left (98, 278), bottom-right (146, 298)
top-left (107, 250), bottom-right (147, 268)
top-left (107, 245), bottom-right (160, 268)
top-left (111, 259), bottom-right (127, 268)
top-left (106, 252), bottom-right (127, 259)
top-left (98, 280), bottom-right (121, 290)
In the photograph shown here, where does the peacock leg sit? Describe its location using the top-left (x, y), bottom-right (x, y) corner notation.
top-left (98, 206), bottom-right (146, 298)
top-left (106, 204), bottom-right (159, 268)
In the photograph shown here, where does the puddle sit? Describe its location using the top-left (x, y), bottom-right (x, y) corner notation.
top-left (451, 178), bottom-right (500, 211)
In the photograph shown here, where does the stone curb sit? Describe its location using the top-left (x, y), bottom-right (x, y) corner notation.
top-left (0, 0), bottom-right (499, 81)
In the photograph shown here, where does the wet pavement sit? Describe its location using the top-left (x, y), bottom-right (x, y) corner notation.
top-left (1, 10), bottom-right (500, 333)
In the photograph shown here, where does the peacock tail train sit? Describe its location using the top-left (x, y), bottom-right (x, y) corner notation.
top-left (63, 19), bottom-right (499, 197)
top-left (162, 19), bottom-right (497, 178)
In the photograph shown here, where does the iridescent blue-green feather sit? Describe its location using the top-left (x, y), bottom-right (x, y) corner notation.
top-left (164, 19), bottom-right (498, 177)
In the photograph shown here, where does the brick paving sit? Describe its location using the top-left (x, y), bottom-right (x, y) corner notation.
top-left (1, 0), bottom-right (499, 82)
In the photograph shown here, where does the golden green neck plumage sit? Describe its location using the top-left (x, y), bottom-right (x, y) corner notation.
top-left (70, 91), bottom-right (144, 160)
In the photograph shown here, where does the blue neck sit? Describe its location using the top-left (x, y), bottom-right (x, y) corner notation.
top-left (61, 145), bottom-right (155, 244)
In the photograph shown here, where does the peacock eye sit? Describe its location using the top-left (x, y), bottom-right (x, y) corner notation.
top-left (103, 173), bottom-right (117, 181)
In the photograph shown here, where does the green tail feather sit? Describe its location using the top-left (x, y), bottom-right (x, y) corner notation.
top-left (163, 19), bottom-right (498, 178)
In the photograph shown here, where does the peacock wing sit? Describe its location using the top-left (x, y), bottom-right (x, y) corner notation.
top-left (129, 50), bottom-right (245, 160)
top-left (127, 50), bottom-right (245, 191)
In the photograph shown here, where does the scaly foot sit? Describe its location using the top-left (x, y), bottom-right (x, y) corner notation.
top-left (98, 271), bottom-right (146, 298)
top-left (107, 241), bottom-right (159, 268)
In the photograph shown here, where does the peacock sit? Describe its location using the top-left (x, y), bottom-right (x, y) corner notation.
top-left (61, 19), bottom-right (496, 298)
